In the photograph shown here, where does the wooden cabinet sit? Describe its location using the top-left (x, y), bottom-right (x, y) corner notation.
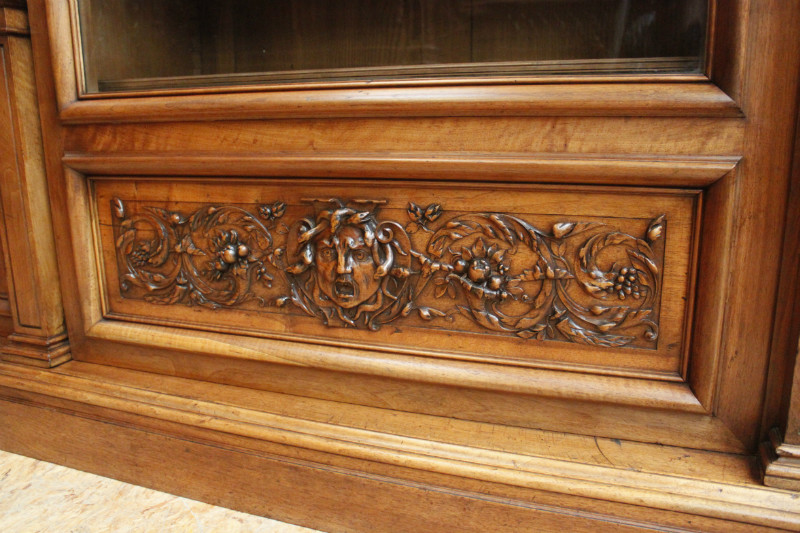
top-left (2, 1), bottom-right (800, 531)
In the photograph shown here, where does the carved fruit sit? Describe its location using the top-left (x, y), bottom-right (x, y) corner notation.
top-left (221, 247), bottom-right (238, 264)
top-left (237, 244), bottom-right (250, 257)
top-left (453, 259), bottom-right (468, 274)
top-left (488, 275), bottom-right (503, 290)
top-left (468, 258), bottom-right (491, 283)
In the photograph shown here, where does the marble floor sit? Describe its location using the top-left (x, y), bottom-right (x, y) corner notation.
top-left (0, 450), bottom-right (322, 532)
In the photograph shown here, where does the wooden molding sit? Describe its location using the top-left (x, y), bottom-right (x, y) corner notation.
top-left (761, 427), bottom-right (800, 491)
top-left (0, 6), bottom-right (28, 36)
top-left (59, 82), bottom-right (742, 125)
top-left (64, 152), bottom-right (739, 188)
top-left (1, 331), bottom-right (70, 367)
top-left (86, 319), bottom-right (705, 414)
top-left (1, 361), bottom-right (798, 532)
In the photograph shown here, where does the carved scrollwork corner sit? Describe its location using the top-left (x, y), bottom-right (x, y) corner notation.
top-left (112, 197), bottom-right (665, 350)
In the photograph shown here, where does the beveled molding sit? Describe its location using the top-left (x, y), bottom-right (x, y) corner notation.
top-left (761, 427), bottom-right (800, 490)
top-left (0, 361), bottom-right (798, 532)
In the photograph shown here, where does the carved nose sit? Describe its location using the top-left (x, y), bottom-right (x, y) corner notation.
top-left (337, 252), bottom-right (353, 274)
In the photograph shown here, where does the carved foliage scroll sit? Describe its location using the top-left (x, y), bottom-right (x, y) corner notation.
top-left (112, 198), bottom-right (664, 349)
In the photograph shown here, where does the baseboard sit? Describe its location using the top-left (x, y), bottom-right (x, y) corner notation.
top-left (1, 360), bottom-right (799, 532)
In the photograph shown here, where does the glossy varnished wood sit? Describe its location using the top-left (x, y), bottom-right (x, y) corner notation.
top-left (0, 361), bottom-right (797, 532)
top-left (0, 6), bottom-right (68, 367)
top-left (12, 0), bottom-right (800, 531)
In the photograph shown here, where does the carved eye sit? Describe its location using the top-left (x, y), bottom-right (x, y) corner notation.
top-left (351, 249), bottom-right (370, 262)
top-left (319, 248), bottom-right (335, 261)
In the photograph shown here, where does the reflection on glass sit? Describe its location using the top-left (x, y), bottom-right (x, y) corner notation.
top-left (77, 0), bottom-right (708, 93)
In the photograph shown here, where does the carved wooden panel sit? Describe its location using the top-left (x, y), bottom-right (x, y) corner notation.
top-left (93, 178), bottom-right (699, 378)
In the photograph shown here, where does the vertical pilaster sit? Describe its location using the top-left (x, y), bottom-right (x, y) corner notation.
top-left (0, 2), bottom-right (68, 367)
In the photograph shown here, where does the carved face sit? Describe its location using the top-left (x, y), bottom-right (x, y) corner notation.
top-left (315, 225), bottom-right (381, 308)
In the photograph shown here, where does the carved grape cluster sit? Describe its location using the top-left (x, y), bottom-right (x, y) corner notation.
top-left (129, 241), bottom-right (153, 267)
top-left (613, 267), bottom-right (641, 300)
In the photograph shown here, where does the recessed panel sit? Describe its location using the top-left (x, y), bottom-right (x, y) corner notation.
top-left (93, 178), bottom-right (698, 378)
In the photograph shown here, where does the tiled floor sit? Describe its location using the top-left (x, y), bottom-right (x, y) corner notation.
top-left (0, 450), bottom-right (322, 532)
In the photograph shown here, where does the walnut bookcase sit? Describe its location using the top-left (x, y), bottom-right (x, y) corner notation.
top-left (2, 1), bottom-right (800, 531)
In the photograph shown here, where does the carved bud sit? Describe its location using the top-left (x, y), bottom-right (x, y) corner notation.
top-left (647, 215), bottom-right (666, 243)
top-left (553, 222), bottom-right (575, 239)
top-left (112, 197), bottom-right (125, 219)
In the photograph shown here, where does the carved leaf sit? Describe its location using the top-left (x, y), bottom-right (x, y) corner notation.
top-left (272, 202), bottom-right (286, 219)
top-left (628, 249), bottom-right (659, 277)
top-left (533, 285), bottom-right (551, 308)
top-left (424, 204), bottom-right (442, 222)
top-left (488, 214), bottom-right (517, 245)
top-left (556, 318), bottom-right (634, 347)
top-left (514, 317), bottom-right (545, 330)
top-left (447, 282), bottom-right (457, 299)
top-left (116, 230), bottom-right (136, 255)
top-left (434, 283), bottom-right (449, 298)
top-left (428, 236), bottom-right (448, 257)
top-left (519, 267), bottom-right (545, 281)
top-left (112, 197), bottom-right (125, 219)
top-left (418, 307), bottom-right (446, 321)
top-left (458, 306), bottom-right (510, 331)
top-left (473, 238), bottom-right (486, 257)
top-left (583, 279), bottom-right (614, 295)
top-left (145, 206), bottom-right (170, 220)
top-left (407, 202), bottom-right (423, 221)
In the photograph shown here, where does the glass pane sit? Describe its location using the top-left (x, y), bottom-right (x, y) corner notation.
top-left (77, 0), bottom-right (708, 93)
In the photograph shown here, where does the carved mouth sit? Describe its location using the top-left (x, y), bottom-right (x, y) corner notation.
top-left (334, 279), bottom-right (355, 298)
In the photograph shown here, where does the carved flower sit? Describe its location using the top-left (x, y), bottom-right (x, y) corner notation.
top-left (210, 230), bottom-right (252, 280)
top-left (448, 238), bottom-right (513, 298)
top-left (258, 201), bottom-right (286, 221)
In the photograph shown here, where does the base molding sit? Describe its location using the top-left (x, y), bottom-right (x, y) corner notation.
top-left (1, 332), bottom-right (70, 367)
top-left (761, 427), bottom-right (800, 490)
top-left (1, 361), bottom-right (799, 532)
